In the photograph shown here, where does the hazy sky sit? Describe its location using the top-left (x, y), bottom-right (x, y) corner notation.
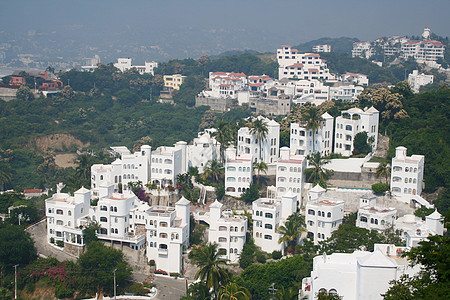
top-left (1, 0), bottom-right (449, 59)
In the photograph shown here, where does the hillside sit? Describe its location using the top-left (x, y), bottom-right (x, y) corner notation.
top-left (294, 37), bottom-right (360, 53)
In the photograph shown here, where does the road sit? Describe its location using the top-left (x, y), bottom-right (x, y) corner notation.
top-left (132, 272), bottom-right (188, 300)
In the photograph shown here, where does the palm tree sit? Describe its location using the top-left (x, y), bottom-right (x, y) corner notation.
top-left (213, 120), bottom-right (233, 163)
top-left (302, 107), bottom-right (323, 153)
top-left (218, 282), bottom-right (251, 300)
top-left (203, 159), bottom-right (224, 184)
top-left (376, 160), bottom-right (391, 184)
top-left (189, 242), bottom-right (229, 296)
top-left (0, 162), bottom-right (12, 191)
top-left (275, 286), bottom-right (299, 300)
top-left (277, 214), bottom-right (307, 253)
top-left (306, 152), bottom-right (333, 188)
top-left (253, 161), bottom-right (268, 183)
top-left (76, 154), bottom-right (93, 185)
top-left (249, 118), bottom-right (269, 162)
top-left (185, 282), bottom-right (211, 300)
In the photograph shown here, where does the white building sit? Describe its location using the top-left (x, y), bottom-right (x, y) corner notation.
top-left (207, 71), bottom-right (247, 99)
top-left (352, 42), bottom-right (375, 59)
top-left (356, 193), bottom-right (397, 232)
top-left (291, 79), bottom-right (330, 105)
top-left (188, 130), bottom-right (221, 173)
top-left (224, 147), bottom-right (253, 197)
top-left (401, 40), bottom-right (445, 62)
top-left (329, 84), bottom-right (365, 101)
top-left (301, 244), bottom-right (420, 300)
top-left (208, 200), bottom-right (247, 263)
top-left (341, 73), bottom-right (369, 86)
top-left (114, 58), bottom-right (158, 75)
top-left (145, 197), bottom-right (190, 273)
top-left (394, 211), bottom-right (444, 248)
top-left (305, 185), bottom-right (344, 245)
top-left (91, 145), bottom-right (152, 196)
top-left (390, 146), bottom-right (424, 198)
top-left (408, 70), bottom-right (434, 93)
top-left (312, 44), bottom-right (331, 53)
top-left (334, 107), bottom-right (379, 156)
top-left (277, 45), bottom-right (334, 80)
top-left (237, 116), bottom-right (280, 163)
top-left (252, 192), bottom-right (298, 253)
top-left (151, 142), bottom-right (188, 187)
top-left (289, 112), bottom-right (334, 156)
top-left (276, 147), bottom-right (307, 201)
top-left (46, 187), bottom-right (91, 247)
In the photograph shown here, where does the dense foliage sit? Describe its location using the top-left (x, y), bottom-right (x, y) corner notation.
top-left (0, 224), bottom-right (36, 273)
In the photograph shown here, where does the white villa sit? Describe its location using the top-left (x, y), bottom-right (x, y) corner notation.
top-left (207, 71), bottom-right (247, 99)
top-left (301, 244), bottom-right (420, 300)
top-left (390, 146), bottom-right (424, 199)
top-left (394, 211), bottom-right (444, 248)
top-left (114, 58), bottom-right (158, 75)
top-left (289, 112), bottom-right (333, 156)
top-left (208, 200), bottom-right (247, 263)
top-left (334, 107), bottom-right (379, 156)
top-left (356, 193), bottom-right (397, 232)
top-left (312, 44), bottom-right (331, 53)
top-left (305, 185), bottom-right (344, 245)
top-left (237, 116), bottom-right (280, 164)
top-left (150, 142), bottom-right (188, 187)
top-left (91, 145), bottom-right (152, 196)
top-left (188, 130), bottom-right (221, 173)
top-left (46, 185), bottom-right (190, 273)
top-left (341, 73), bottom-right (369, 86)
top-left (252, 192), bottom-right (298, 253)
top-left (275, 147), bottom-right (306, 201)
top-left (277, 45), bottom-right (334, 81)
top-left (224, 147), bottom-right (253, 197)
top-left (408, 70), bottom-right (433, 93)
top-left (352, 41), bottom-right (375, 59)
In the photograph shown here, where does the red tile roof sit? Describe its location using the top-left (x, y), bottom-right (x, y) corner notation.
top-left (287, 63), bottom-right (304, 68)
top-left (23, 189), bottom-right (43, 194)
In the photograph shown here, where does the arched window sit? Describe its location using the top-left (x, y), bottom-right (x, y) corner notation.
top-left (230, 248), bottom-right (234, 254)
top-left (327, 212), bottom-right (331, 218)
top-left (264, 235), bottom-right (272, 240)
top-left (56, 209), bottom-right (63, 215)
top-left (68, 210), bottom-right (72, 216)
top-left (219, 226), bottom-right (227, 231)
top-left (265, 213), bottom-right (273, 219)
top-left (308, 209), bottom-right (315, 215)
top-left (218, 237), bottom-right (227, 242)
top-left (218, 248), bottom-right (227, 255)
top-left (360, 216), bottom-right (367, 222)
top-left (150, 242), bottom-right (153, 247)
top-left (159, 233), bottom-right (168, 238)
top-left (100, 217), bottom-right (107, 222)
top-left (160, 222), bottom-right (168, 227)
top-left (56, 220), bottom-right (63, 225)
top-left (265, 224), bottom-right (273, 229)
top-left (256, 211), bottom-right (260, 216)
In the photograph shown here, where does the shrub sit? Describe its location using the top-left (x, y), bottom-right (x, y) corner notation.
top-left (154, 269), bottom-right (168, 275)
top-left (170, 272), bottom-right (180, 278)
top-left (149, 260), bottom-right (156, 267)
top-left (50, 237), bottom-right (55, 244)
top-left (56, 240), bottom-right (64, 248)
top-left (372, 183), bottom-right (389, 194)
top-left (271, 251), bottom-right (282, 260)
top-left (124, 282), bottom-right (150, 296)
top-left (54, 283), bottom-right (74, 299)
top-left (256, 253), bottom-right (266, 264)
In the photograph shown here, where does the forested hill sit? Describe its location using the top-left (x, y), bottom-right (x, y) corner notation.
top-left (294, 37), bottom-right (359, 53)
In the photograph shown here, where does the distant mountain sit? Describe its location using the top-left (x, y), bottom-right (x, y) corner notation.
top-left (293, 37), bottom-right (360, 54)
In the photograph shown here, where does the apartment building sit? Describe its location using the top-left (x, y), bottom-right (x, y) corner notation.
top-left (151, 142), bottom-right (188, 187)
top-left (252, 192), bottom-right (298, 253)
top-left (208, 71), bottom-right (247, 99)
top-left (224, 147), bottom-right (253, 197)
top-left (188, 130), bottom-right (221, 173)
top-left (208, 200), bottom-right (247, 263)
top-left (277, 45), bottom-right (334, 80)
top-left (237, 116), bottom-right (280, 164)
top-left (341, 73), bottom-right (369, 86)
top-left (352, 42), bottom-right (375, 59)
top-left (356, 193), bottom-right (397, 232)
top-left (91, 145), bottom-right (152, 196)
top-left (334, 107), bottom-right (379, 156)
top-left (312, 44), bottom-right (331, 53)
top-left (329, 84), bottom-right (364, 101)
top-left (275, 147), bottom-right (306, 201)
top-left (394, 211), bottom-right (443, 248)
top-left (401, 40), bottom-right (445, 62)
top-left (390, 146), bottom-right (424, 198)
top-left (114, 58), bottom-right (158, 75)
top-left (305, 185), bottom-right (344, 245)
top-left (290, 112), bottom-right (333, 156)
top-left (408, 70), bottom-right (433, 93)
top-left (164, 74), bottom-right (186, 90)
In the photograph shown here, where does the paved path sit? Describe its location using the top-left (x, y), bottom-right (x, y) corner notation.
top-left (26, 220), bottom-right (77, 262)
top-left (152, 276), bottom-right (188, 300)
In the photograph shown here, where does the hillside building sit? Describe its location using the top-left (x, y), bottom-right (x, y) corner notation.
top-left (224, 147), bottom-right (253, 197)
top-left (312, 44), bottom-right (331, 53)
top-left (164, 74), bottom-right (186, 90)
top-left (408, 70), bottom-right (433, 93)
top-left (114, 58), bottom-right (158, 75)
top-left (275, 147), bottom-right (306, 201)
top-left (356, 193), bottom-right (397, 232)
top-left (390, 146), bottom-right (424, 198)
top-left (394, 211), bottom-right (444, 248)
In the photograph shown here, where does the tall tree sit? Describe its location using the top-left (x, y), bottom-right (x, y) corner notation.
top-left (189, 242), bottom-right (229, 296)
top-left (302, 107), bottom-right (323, 153)
top-left (306, 152), bottom-right (333, 188)
top-left (277, 214), bottom-right (306, 252)
top-left (0, 224), bottom-right (36, 273)
top-left (203, 159), bottom-right (224, 184)
top-left (275, 286), bottom-right (299, 300)
top-left (376, 160), bottom-right (391, 184)
top-left (253, 161), bottom-right (268, 182)
top-left (249, 118), bottom-right (269, 162)
top-left (213, 120), bottom-right (233, 163)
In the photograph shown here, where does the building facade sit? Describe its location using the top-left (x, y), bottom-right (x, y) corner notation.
top-left (356, 193), bottom-right (397, 232)
top-left (164, 74), bottom-right (186, 90)
top-left (275, 147), bottom-right (306, 201)
top-left (408, 70), bottom-right (433, 93)
top-left (390, 146), bottom-right (424, 198)
top-left (224, 147), bottom-right (253, 197)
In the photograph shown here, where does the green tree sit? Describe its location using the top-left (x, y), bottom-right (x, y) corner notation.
top-left (218, 282), bottom-right (252, 300)
top-left (213, 120), bottom-right (233, 163)
top-left (203, 159), bottom-right (224, 184)
top-left (302, 107), bottom-right (323, 153)
top-left (188, 242), bottom-right (229, 296)
top-left (0, 162), bottom-right (12, 191)
top-left (240, 183), bottom-right (260, 203)
top-left (277, 214), bottom-right (306, 253)
top-left (253, 161), bottom-right (268, 182)
top-left (75, 154), bottom-right (93, 187)
top-left (0, 224), bottom-right (36, 272)
top-left (275, 286), bottom-right (299, 300)
top-left (316, 289), bottom-right (342, 300)
top-left (383, 235), bottom-right (450, 299)
top-left (16, 85), bottom-right (34, 101)
top-left (82, 218), bottom-right (100, 245)
top-left (182, 282), bottom-right (210, 300)
top-left (305, 152), bottom-right (333, 188)
top-left (215, 183), bottom-right (225, 201)
top-left (249, 118), bottom-right (269, 161)
top-left (353, 131), bottom-right (372, 155)
top-left (61, 85), bottom-right (75, 101)
top-left (78, 241), bottom-right (132, 295)
top-left (376, 160), bottom-right (391, 184)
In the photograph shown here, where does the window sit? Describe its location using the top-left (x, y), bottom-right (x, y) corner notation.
top-left (265, 213), bottom-right (273, 219)
top-left (264, 235), bottom-right (272, 240)
top-left (218, 237), bottom-right (227, 242)
top-left (56, 209), bottom-right (63, 215)
top-left (68, 210), bottom-right (72, 216)
top-left (265, 224), bottom-right (273, 229)
top-left (56, 220), bottom-right (63, 225)
top-left (219, 226), bottom-right (227, 231)
top-left (159, 233), bottom-right (168, 238)
top-left (100, 217), bottom-right (107, 222)
top-left (100, 206), bottom-right (107, 211)
top-left (160, 222), bottom-right (168, 227)
top-left (360, 216), bottom-right (368, 222)
top-left (327, 212), bottom-right (331, 218)
top-left (227, 166), bottom-right (236, 171)
top-left (308, 209), bottom-right (315, 215)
